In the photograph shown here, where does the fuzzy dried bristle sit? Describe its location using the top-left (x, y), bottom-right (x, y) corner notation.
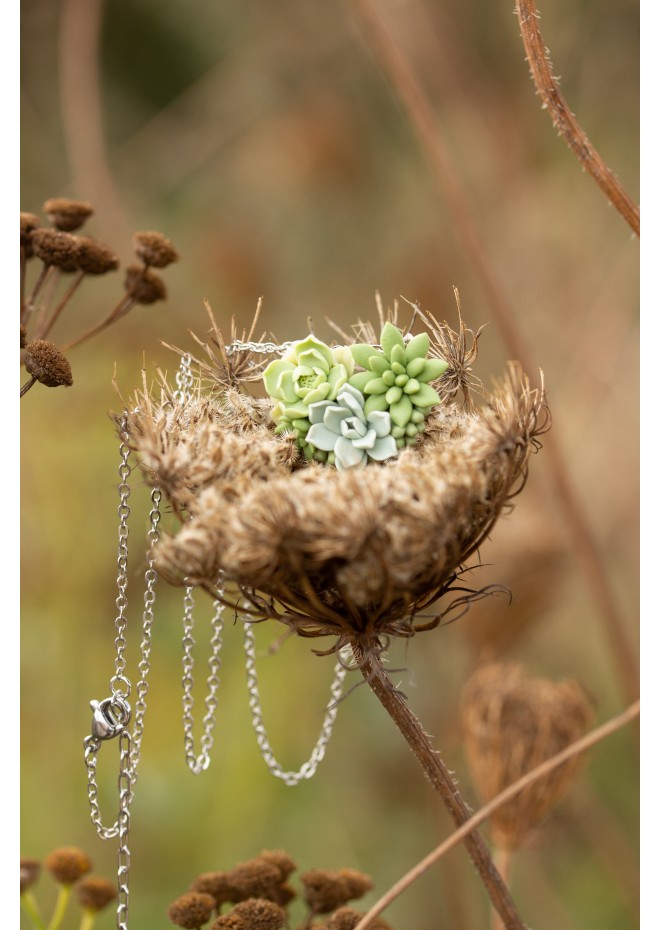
top-left (168, 891), bottom-right (217, 928)
top-left (20, 858), bottom-right (41, 894)
top-left (300, 869), bottom-right (372, 914)
top-left (24, 340), bottom-right (73, 388)
top-left (124, 264), bottom-right (167, 303)
top-left (75, 876), bottom-right (117, 912)
top-left (211, 898), bottom-right (286, 930)
top-left (133, 231), bottom-right (179, 267)
top-left (75, 236), bottom-right (120, 275)
top-left (44, 198), bottom-right (93, 231)
top-left (461, 663), bottom-right (595, 850)
top-left (44, 847), bottom-right (92, 885)
top-left (31, 228), bottom-right (80, 271)
top-left (21, 212), bottom-right (41, 256)
top-left (326, 907), bottom-right (394, 930)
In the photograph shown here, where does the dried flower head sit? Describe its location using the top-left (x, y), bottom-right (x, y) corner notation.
top-left (44, 847), bottom-right (92, 885)
top-left (222, 858), bottom-right (283, 903)
top-left (24, 340), bottom-right (73, 388)
top-left (75, 236), bottom-right (120, 275)
top-left (20, 212), bottom-right (41, 257)
top-left (31, 228), bottom-right (80, 272)
top-left (190, 872), bottom-right (235, 907)
top-left (461, 663), bottom-right (595, 850)
top-left (257, 850), bottom-right (297, 882)
top-left (43, 198), bottom-right (94, 232)
top-left (168, 891), bottom-right (217, 928)
top-left (20, 858), bottom-right (41, 894)
top-left (133, 231), bottom-right (179, 267)
top-left (211, 898), bottom-right (286, 930)
top-left (300, 868), bottom-right (373, 913)
top-left (124, 263), bottom-right (167, 303)
top-left (326, 907), bottom-right (394, 930)
top-left (75, 876), bottom-right (117, 912)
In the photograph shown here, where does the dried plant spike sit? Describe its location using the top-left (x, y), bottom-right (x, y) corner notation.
top-left (23, 340), bottom-right (73, 388)
top-left (75, 236), bottom-right (120, 275)
top-left (31, 228), bottom-right (80, 272)
top-left (20, 212), bottom-right (41, 257)
top-left (44, 847), bottom-right (92, 885)
top-left (461, 663), bottom-right (595, 850)
top-left (221, 898), bottom-right (286, 930)
top-left (43, 198), bottom-right (94, 232)
top-left (168, 891), bottom-right (217, 928)
top-left (133, 230), bottom-right (179, 268)
top-left (125, 263), bottom-right (167, 303)
top-left (20, 858), bottom-right (41, 894)
top-left (75, 876), bottom-right (117, 912)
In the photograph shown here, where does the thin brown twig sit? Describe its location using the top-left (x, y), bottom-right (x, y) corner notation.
top-left (353, 698), bottom-right (640, 930)
top-left (348, 0), bottom-right (639, 705)
top-left (515, 0), bottom-right (639, 237)
top-left (36, 270), bottom-right (85, 340)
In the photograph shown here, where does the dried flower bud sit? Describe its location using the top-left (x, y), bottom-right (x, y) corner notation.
top-left (257, 850), bottom-right (297, 882)
top-left (461, 663), bottom-right (595, 850)
top-left (20, 858), bottom-right (41, 894)
top-left (301, 869), bottom-right (373, 914)
top-left (20, 325), bottom-right (28, 348)
top-left (124, 264), bottom-right (167, 304)
top-left (75, 236), bottom-right (120, 275)
top-left (24, 340), bottom-right (73, 388)
top-left (168, 891), bottom-right (216, 928)
top-left (326, 907), bottom-right (394, 930)
top-left (211, 899), bottom-right (286, 930)
top-left (133, 231), bottom-right (179, 268)
top-left (44, 198), bottom-right (94, 232)
top-left (20, 212), bottom-right (41, 256)
top-left (44, 847), bottom-right (92, 885)
top-left (31, 228), bottom-right (80, 272)
top-left (75, 876), bottom-right (117, 912)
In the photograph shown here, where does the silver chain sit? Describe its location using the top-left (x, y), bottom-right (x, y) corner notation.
top-left (242, 607), bottom-right (349, 785)
top-left (225, 339), bottom-right (294, 356)
top-left (181, 581), bottom-right (225, 774)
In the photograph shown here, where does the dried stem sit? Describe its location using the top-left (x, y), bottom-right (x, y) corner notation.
top-left (515, 0), bottom-right (639, 237)
top-left (349, 0), bottom-right (639, 705)
top-left (20, 376), bottom-right (38, 398)
top-left (354, 646), bottom-right (526, 930)
top-left (492, 848), bottom-right (512, 930)
top-left (36, 270), bottom-right (85, 340)
top-left (353, 698), bottom-right (640, 930)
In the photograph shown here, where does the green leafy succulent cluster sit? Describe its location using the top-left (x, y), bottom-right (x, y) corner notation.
top-left (263, 324), bottom-right (447, 467)
top-left (348, 323), bottom-right (448, 447)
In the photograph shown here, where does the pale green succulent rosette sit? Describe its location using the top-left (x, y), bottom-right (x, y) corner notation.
top-left (306, 383), bottom-right (398, 469)
top-left (348, 322), bottom-right (448, 447)
top-left (263, 336), bottom-right (355, 458)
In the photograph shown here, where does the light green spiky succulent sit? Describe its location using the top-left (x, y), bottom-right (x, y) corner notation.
top-left (348, 322), bottom-right (448, 447)
top-left (263, 335), bottom-right (355, 459)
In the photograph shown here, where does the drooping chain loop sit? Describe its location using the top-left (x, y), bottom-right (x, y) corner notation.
top-left (242, 606), bottom-right (348, 785)
top-left (181, 580), bottom-right (225, 774)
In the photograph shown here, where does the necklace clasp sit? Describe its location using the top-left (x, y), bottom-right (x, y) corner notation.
top-left (90, 696), bottom-right (132, 741)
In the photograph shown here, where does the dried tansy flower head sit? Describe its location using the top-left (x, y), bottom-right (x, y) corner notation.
top-left (23, 340), bottom-right (73, 388)
top-left (461, 662), bottom-right (594, 850)
top-left (44, 847), bottom-right (92, 885)
top-left (168, 891), bottom-right (217, 928)
top-left (20, 858), bottom-right (41, 894)
top-left (31, 228), bottom-right (80, 272)
top-left (211, 898), bottom-right (286, 930)
top-left (75, 876), bottom-right (117, 912)
top-left (123, 302), bottom-right (548, 658)
top-left (134, 230), bottom-right (179, 267)
top-left (124, 263), bottom-right (167, 303)
top-left (44, 197), bottom-right (93, 232)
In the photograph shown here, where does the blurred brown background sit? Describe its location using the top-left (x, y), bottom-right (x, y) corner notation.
top-left (21, 0), bottom-right (639, 928)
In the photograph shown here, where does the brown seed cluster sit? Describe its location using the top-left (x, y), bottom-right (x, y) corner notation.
top-left (20, 858), bottom-right (41, 894)
top-left (301, 869), bottom-right (373, 913)
top-left (124, 263), bottom-right (167, 303)
top-left (24, 339), bottom-right (73, 388)
top-left (75, 876), bottom-right (117, 912)
top-left (44, 198), bottom-right (94, 231)
top-left (461, 662), bottom-right (595, 850)
top-left (44, 847), bottom-right (92, 885)
top-left (169, 891), bottom-right (217, 928)
top-left (133, 231), bottom-right (179, 268)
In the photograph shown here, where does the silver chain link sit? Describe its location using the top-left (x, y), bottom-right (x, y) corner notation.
top-left (242, 607), bottom-right (348, 785)
top-left (181, 581), bottom-right (225, 774)
top-left (225, 339), bottom-right (294, 356)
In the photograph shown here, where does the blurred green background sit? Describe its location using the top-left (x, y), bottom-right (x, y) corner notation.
top-left (21, 0), bottom-right (639, 928)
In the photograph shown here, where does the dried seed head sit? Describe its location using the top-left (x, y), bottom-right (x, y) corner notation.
top-left (124, 264), bottom-right (167, 303)
top-left (211, 899), bottom-right (286, 930)
top-left (20, 858), bottom-right (41, 894)
top-left (43, 198), bottom-right (94, 232)
top-left (257, 849), bottom-right (297, 881)
top-left (222, 858), bottom-right (283, 903)
top-left (20, 212), bottom-right (41, 256)
top-left (133, 231), bottom-right (179, 268)
top-left (75, 876), bottom-right (117, 912)
top-left (301, 869), bottom-right (373, 914)
top-left (20, 324), bottom-right (28, 348)
top-left (168, 891), bottom-right (217, 928)
top-left (31, 228), bottom-right (80, 271)
top-left (461, 663), bottom-right (595, 850)
top-left (75, 236), bottom-right (119, 275)
top-left (326, 907), bottom-right (394, 930)
top-left (190, 872), bottom-right (235, 906)
top-left (44, 847), bottom-right (92, 885)
top-left (24, 340), bottom-right (73, 388)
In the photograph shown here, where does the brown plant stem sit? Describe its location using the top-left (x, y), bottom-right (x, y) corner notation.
top-left (25, 264), bottom-right (53, 322)
top-left (20, 376), bottom-right (38, 398)
top-left (353, 698), bottom-right (640, 930)
top-left (20, 246), bottom-right (27, 323)
top-left (349, 0), bottom-right (639, 705)
top-left (37, 270), bottom-right (85, 340)
top-left (354, 646), bottom-right (526, 930)
top-left (62, 294), bottom-right (133, 351)
top-left (515, 0), bottom-right (639, 237)
top-left (492, 848), bottom-right (512, 930)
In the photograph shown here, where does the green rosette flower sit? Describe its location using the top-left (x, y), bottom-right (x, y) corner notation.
top-left (348, 322), bottom-right (448, 447)
top-left (306, 383), bottom-right (398, 469)
top-left (263, 336), bottom-right (355, 459)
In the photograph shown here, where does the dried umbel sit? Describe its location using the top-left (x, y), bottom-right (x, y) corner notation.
top-left (124, 306), bottom-right (548, 657)
top-left (461, 663), bottom-right (595, 850)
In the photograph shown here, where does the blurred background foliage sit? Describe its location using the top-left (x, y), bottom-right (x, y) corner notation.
top-left (21, 0), bottom-right (639, 928)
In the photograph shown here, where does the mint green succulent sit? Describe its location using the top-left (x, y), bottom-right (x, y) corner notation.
top-left (348, 323), bottom-right (448, 447)
top-left (263, 336), bottom-right (355, 456)
top-left (306, 383), bottom-right (398, 469)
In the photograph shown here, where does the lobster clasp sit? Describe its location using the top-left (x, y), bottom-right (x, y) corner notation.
top-left (90, 696), bottom-right (131, 741)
